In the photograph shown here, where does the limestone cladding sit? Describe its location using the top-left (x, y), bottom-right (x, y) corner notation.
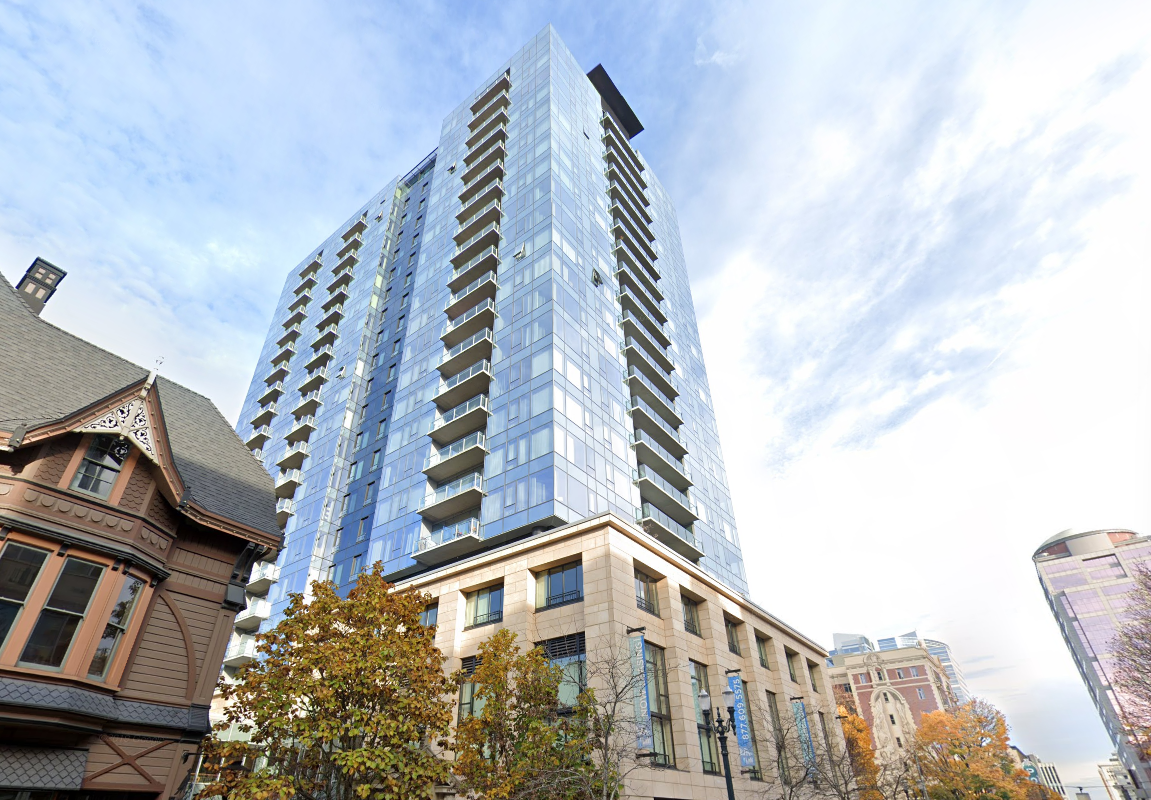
top-left (394, 512), bottom-right (838, 800)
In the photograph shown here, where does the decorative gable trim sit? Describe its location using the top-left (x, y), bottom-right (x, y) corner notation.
top-left (75, 396), bottom-right (158, 464)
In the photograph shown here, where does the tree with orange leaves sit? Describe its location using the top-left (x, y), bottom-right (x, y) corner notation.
top-left (913, 700), bottom-right (1061, 800)
top-left (838, 707), bottom-right (883, 800)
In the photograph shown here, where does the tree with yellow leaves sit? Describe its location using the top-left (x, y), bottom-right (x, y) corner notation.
top-left (913, 700), bottom-right (1061, 800)
top-left (198, 564), bottom-right (454, 800)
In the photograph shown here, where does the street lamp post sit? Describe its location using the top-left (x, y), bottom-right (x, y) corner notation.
top-left (699, 687), bottom-right (739, 800)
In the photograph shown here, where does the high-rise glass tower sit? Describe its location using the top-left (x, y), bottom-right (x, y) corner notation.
top-left (230, 27), bottom-right (748, 655)
top-left (876, 630), bottom-right (970, 704)
top-left (1034, 529), bottom-right (1151, 796)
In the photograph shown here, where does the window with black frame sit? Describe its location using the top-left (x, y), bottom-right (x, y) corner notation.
top-left (756, 635), bottom-right (772, 669)
top-left (537, 632), bottom-right (586, 708)
top-left (458, 655), bottom-right (484, 721)
top-left (682, 595), bottom-right (702, 636)
top-left (634, 568), bottom-right (660, 617)
top-left (0, 542), bottom-right (49, 649)
top-left (644, 641), bottom-right (675, 767)
top-left (419, 602), bottom-right (439, 628)
top-left (725, 618), bottom-right (742, 655)
top-left (534, 561), bottom-right (582, 610)
top-left (70, 434), bottom-right (131, 499)
top-left (689, 660), bottom-right (719, 774)
top-left (464, 584), bottom-right (503, 628)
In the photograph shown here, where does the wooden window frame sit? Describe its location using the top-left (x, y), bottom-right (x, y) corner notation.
top-left (0, 529), bottom-right (154, 688)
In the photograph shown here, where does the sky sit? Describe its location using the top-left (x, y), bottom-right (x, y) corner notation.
top-left (1, 0), bottom-right (1149, 789)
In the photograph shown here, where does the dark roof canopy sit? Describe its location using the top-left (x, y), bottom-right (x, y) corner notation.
top-left (0, 267), bottom-right (280, 541)
top-left (587, 64), bottom-right (644, 139)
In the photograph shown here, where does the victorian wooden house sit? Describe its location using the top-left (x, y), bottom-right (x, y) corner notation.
top-left (0, 259), bottom-right (281, 797)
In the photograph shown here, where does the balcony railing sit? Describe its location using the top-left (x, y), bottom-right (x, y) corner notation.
top-left (433, 394), bottom-right (490, 432)
top-left (453, 220), bottom-right (501, 258)
top-left (439, 328), bottom-right (493, 375)
top-left (459, 163), bottom-right (504, 201)
top-left (425, 431), bottom-right (486, 471)
top-left (434, 360), bottom-right (491, 404)
top-left (636, 502), bottom-right (701, 560)
top-left (420, 516), bottom-right (481, 552)
top-left (457, 183), bottom-right (503, 222)
top-left (419, 471), bottom-right (484, 511)
top-left (637, 596), bottom-right (659, 616)
top-left (449, 245), bottom-right (499, 290)
top-left (223, 636), bottom-right (258, 666)
top-left (465, 107), bottom-right (510, 149)
top-left (632, 430), bottom-right (691, 483)
top-left (625, 366), bottom-right (680, 423)
top-left (466, 609), bottom-right (503, 628)
top-left (463, 124), bottom-right (507, 165)
top-left (629, 396), bottom-right (684, 449)
top-left (635, 465), bottom-right (694, 513)
top-left (455, 197), bottom-right (503, 240)
top-left (235, 597), bottom-right (271, 630)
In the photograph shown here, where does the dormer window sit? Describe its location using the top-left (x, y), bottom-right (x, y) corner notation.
top-left (71, 435), bottom-right (130, 499)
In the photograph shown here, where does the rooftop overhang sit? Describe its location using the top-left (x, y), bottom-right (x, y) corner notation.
top-left (587, 64), bottom-right (644, 139)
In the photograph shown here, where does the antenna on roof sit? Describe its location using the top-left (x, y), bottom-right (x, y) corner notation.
top-left (142, 357), bottom-right (163, 396)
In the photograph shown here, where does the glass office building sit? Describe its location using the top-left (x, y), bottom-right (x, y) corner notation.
top-left (229, 27), bottom-right (748, 659)
top-left (1034, 529), bottom-right (1151, 796)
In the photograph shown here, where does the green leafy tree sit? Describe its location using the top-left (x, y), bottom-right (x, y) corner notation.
top-left (198, 565), bottom-right (453, 800)
top-left (451, 628), bottom-right (589, 799)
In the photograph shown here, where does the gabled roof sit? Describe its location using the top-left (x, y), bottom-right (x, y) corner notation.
top-left (0, 269), bottom-right (280, 544)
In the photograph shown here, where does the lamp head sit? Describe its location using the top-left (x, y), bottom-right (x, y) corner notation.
top-left (698, 688), bottom-right (712, 713)
top-left (722, 686), bottom-right (736, 710)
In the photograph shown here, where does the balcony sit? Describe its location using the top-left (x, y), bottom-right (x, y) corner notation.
top-left (634, 465), bottom-right (697, 526)
top-left (455, 198), bottom-right (502, 243)
top-left (311, 324), bottom-right (339, 350)
top-left (430, 394), bottom-right (491, 445)
top-left (469, 90), bottom-right (511, 131)
top-left (636, 503), bottom-right (702, 562)
top-left (621, 339), bottom-right (678, 399)
top-left (275, 498), bottom-right (295, 527)
top-left (458, 163), bottom-right (504, 204)
top-left (275, 469), bottom-right (303, 498)
top-left (223, 635), bottom-right (258, 667)
top-left (628, 396), bottom-right (686, 457)
top-left (337, 233), bottom-right (363, 259)
top-left (276, 325), bottom-right (301, 348)
top-left (615, 248), bottom-right (662, 304)
top-left (334, 250), bottom-right (358, 275)
top-left (257, 381), bottom-right (284, 406)
top-left (619, 299), bottom-right (669, 349)
top-left (283, 307), bottom-right (307, 328)
top-left (451, 220), bottom-right (501, 266)
top-left (264, 364), bottom-right (289, 385)
top-left (442, 298), bottom-right (496, 348)
top-left (323, 288), bottom-right (349, 312)
top-left (318, 304), bottom-right (344, 329)
top-left (631, 431), bottom-right (692, 491)
top-left (612, 202), bottom-right (656, 251)
top-left (608, 179), bottom-right (653, 225)
top-left (463, 125), bottom-right (507, 167)
top-left (298, 367), bottom-right (329, 393)
top-left (342, 218), bottom-right (367, 239)
top-left (247, 560), bottom-right (281, 595)
top-left (304, 345), bottom-right (335, 371)
top-left (433, 359), bottom-right (492, 410)
top-left (459, 141), bottom-right (506, 186)
top-left (457, 182), bottom-right (503, 224)
top-left (298, 256), bottom-right (322, 279)
top-left (245, 425), bottom-right (272, 450)
top-left (615, 227), bottom-right (659, 281)
top-left (448, 245), bottom-right (499, 293)
top-left (235, 597), bottom-right (272, 631)
top-left (423, 431), bottom-right (488, 482)
top-left (621, 320), bottom-right (675, 375)
top-left (249, 403), bottom-right (276, 428)
top-left (295, 274), bottom-right (317, 294)
top-left (288, 291), bottom-right (312, 313)
top-left (471, 72), bottom-right (511, 114)
top-left (465, 107), bottom-right (510, 149)
top-left (326, 270), bottom-right (354, 295)
top-left (276, 440), bottom-right (311, 470)
top-left (438, 328), bottom-right (493, 377)
top-left (605, 142), bottom-right (648, 194)
top-left (293, 390), bottom-right (323, 417)
top-left (415, 516), bottom-right (483, 566)
top-left (418, 472), bottom-right (484, 522)
top-left (286, 415), bottom-right (317, 443)
top-left (602, 121), bottom-right (647, 182)
top-left (271, 343), bottom-right (296, 367)
top-left (445, 271), bottom-right (499, 318)
top-left (625, 366), bottom-right (681, 426)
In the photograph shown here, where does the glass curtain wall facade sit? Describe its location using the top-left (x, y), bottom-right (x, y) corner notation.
top-left (1034, 529), bottom-right (1151, 795)
top-left (233, 26), bottom-right (748, 651)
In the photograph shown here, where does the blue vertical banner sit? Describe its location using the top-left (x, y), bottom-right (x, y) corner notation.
top-left (792, 699), bottom-right (817, 771)
top-left (629, 634), bottom-right (654, 751)
top-left (727, 676), bottom-right (756, 769)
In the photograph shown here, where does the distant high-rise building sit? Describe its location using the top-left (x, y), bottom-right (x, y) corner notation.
top-left (877, 630), bottom-right (970, 704)
top-left (829, 632), bottom-right (876, 655)
top-left (227, 25), bottom-right (749, 665)
top-left (1101, 754), bottom-right (1139, 800)
top-left (1034, 529), bottom-right (1151, 797)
